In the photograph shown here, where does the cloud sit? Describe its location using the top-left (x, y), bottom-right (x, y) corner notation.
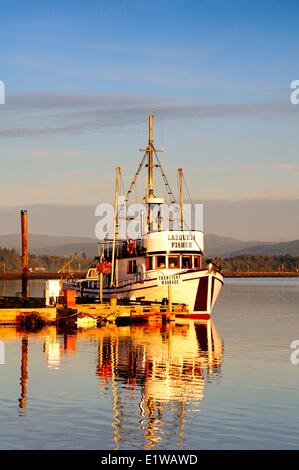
top-left (7, 92), bottom-right (165, 109)
top-left (239, 163), bottom-right (299, 170)
top-left (0, 92), bottom-right (298, 138)
top-left (186, 162), bottom-right (299, 173)
top-left (31, 149), bottom-right (99, 159)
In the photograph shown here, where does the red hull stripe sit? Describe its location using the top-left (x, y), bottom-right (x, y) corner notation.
top-left (176, 313), bottom-right (210, 319)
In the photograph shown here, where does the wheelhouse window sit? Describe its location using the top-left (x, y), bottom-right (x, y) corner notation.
top-left (156, 255), bottom-right (166, 269)
top-left (194, 256), bottom-right (201, 269)
top-left (168, 256), bottom-right (179, 269)
top-left (146, 256), bottom-right (154, 271)
top-left (128, 259), bottom-right (137, 274)
top-left (182, 255), bottom-right (192, 269)
top-left (87, 268), bottom-right (98, 279)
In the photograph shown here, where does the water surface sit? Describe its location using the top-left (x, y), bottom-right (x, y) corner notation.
top-left (0, 279), bottom-right (298, 449)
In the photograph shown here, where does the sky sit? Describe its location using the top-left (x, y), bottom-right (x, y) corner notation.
top-left (0, 0), bottom-right (299, 240)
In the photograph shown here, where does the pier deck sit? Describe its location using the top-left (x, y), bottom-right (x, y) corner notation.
top-left (0, 302), bottom-right (181, 326)
top-left (0, 307), bottom-right (56, 325)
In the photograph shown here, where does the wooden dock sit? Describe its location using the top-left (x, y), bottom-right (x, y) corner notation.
top-left (0, 302), bottom-right (183, 327)
top-left (56, 303), bottom-right (124, 327)
top-left (0, 307), bottom-right (56, 325)
top-left (57, 302), bottom-right (179, 327)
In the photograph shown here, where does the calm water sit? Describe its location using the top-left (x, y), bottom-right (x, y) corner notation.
top-left (0, 279), bottom-right (45, 298)
top-left (0, 278), bottom-right (299, 450)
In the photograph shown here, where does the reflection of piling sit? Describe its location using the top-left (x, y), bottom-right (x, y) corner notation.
top-left (21, 210), bottom-right (29, 298)
top-left (18, 337), bottom-right (28, 413)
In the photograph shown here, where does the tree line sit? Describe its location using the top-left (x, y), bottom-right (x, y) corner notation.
top-left (0, 247), bottom-right (93, 272)
top-left (222, 254), bottom-right (299, 272)
top-left (1, 246), bottom-right (299, 273)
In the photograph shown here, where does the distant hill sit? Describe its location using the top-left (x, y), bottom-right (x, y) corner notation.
top-left (0, 234), bottom-right (97, 257)
top-left (0, 232), bottom-right (275, 258)
top-left (37, 241), bottom-right (97, 258)
top-left (230, 239), bottom-right (299, 257)
top-left (1, 231), bottom-right (299, 259)
top-left (204, 234), bottom-right (270, 258)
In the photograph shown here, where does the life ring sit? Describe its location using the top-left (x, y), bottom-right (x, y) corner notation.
top-left (126, 239), bottom-right (136, 255)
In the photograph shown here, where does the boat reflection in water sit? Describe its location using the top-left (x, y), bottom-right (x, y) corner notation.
top-left (96, 320), bottom-right (223, 449)
top-left (15, 320), bottom-right (223, 449)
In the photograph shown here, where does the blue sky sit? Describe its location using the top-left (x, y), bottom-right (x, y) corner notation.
top-left (2, 0), bottom-right (298, 94)
top-left (0, 0), bottom-right (298, 238)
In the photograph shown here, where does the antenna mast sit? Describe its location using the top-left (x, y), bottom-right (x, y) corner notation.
top-left (178, 168), bottom-right (184, 230)
top-left (148, 112), bottom-right (154, 198)
top-left (126, 113), bottom-right (176, 233)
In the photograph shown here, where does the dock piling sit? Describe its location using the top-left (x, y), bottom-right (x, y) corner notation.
top-left (21, 210), bottom-right (29, 299)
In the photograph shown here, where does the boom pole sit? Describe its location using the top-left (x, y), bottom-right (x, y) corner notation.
top-left (178, 168), bottom-right (184, 230)
top-left (111, 166), bottom-right (121, 287)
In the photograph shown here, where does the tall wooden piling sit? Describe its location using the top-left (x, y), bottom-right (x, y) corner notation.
top-left (21, 210), bottom-right (29, 298)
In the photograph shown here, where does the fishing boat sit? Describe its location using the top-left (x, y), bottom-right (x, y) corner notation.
top-left (64, 114), bottom-right (223, 318)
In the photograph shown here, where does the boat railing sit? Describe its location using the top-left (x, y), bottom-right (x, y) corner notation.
top-left (116, 271), bottom-right (158, 287)
top-left (97, 239), bottom-right (147, 262)
top-left (116, 275), bottom-right (139, 287)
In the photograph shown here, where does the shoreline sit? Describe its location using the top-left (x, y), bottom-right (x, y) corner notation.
top-left (223, 271), bottom-right (299, 278)
top-left (0, 271), bottom-right (298, 280)
top-left (0, 271), bottom-right (86, 280)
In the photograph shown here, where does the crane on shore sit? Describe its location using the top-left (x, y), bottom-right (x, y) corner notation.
top-left (57, 252), bottom-right (84, 275)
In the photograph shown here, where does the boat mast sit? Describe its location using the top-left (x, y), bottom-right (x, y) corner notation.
top-left (126, 113), bottom-right (174, 233)
top-left (111, 166), bottom-right (121, 287)
top-left (146, 113), bottom-right (155, 232)
top-left (148, 112), bottom-right (154, 199)
top-left (178, 168), bottom-right (184, 230)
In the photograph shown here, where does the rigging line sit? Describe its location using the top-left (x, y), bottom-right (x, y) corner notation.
top-left (160, 111), bottom-right (164, 149)
top-left (182, 171), bottom-right (203, 235)
top-left (125, 152), bottom-right (147, 203)
top-left (134, 175), bottom-right (138, 203)
top-left (101, 171), bottom-right (125, 241)
top-left (153, 149), bottom-right (176, 204)
top-left (182, 173), bottom-right (193, 205)
top-left (120, 171), bottom-right (125, 196)
top-left (175, 168), bottom-right (203, 253)
top-left (177, 170), bottom-right (183, 226)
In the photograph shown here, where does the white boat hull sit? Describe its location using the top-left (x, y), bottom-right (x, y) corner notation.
top-left (64, 269), bottom-right (223, 318)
